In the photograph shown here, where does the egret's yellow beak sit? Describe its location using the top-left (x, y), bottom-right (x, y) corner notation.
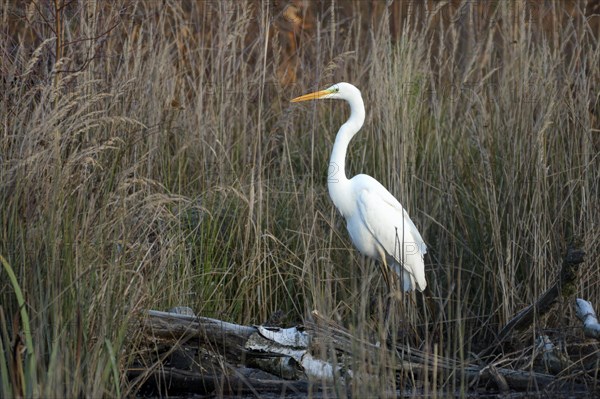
top-left (290, 89), bottom-right (332, 103)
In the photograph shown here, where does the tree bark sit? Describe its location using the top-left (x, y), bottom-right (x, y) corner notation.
top-left (478, 247), bottom-right (585, 358)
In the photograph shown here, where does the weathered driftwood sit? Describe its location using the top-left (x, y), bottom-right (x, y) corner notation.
top-left (127, 308), bottom-right (589, 396)
top-left (479, 247), bottom-right (585, 358)
top-left (533, 335), bottom-right (574, 375)
top-left (138, 309), bottom-right (256, 361)
top-left (126, 247), bottom-right (593, 396)
top-left (576, 299), bottom-right (600, 339)
top-left (127, 366), bottom-right (312, 396)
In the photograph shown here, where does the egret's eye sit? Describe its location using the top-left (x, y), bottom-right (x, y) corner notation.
top-left (333, 85), bottom-right (339, 93)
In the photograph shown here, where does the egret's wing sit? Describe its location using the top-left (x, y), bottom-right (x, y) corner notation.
top-left (372, 187), bottom-right (427, 255)
top-left (356, 186), bottom-right (427, 290)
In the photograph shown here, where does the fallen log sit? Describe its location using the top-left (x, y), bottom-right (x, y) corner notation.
top-left (308, 310), bottom-right (576, 391)
top-left (478, 247), bottom-right (585, 358)
top-left (127, 366), bottom-right (312, 397)
top-left (139, 309), bottom-right (256, 362)
top-left (127, 307), bottom-right (591, 396)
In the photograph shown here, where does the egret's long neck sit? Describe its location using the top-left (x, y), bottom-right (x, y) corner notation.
top-left (327, 94), bottom-right (365, 216)
top-left (328, 95), bottom-right (365, 184)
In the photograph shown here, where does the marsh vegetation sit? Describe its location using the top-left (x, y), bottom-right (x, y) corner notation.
top-left (1, 1), bottom-right (599, 397)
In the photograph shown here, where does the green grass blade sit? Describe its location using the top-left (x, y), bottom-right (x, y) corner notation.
top-left (0, 254), bottom-right (38, 398)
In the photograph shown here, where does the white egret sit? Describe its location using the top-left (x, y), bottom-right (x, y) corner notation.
top-left (291, 82), bottom-right (427, 293)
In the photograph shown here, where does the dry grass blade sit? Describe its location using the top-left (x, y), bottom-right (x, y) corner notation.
top-left (0, 0), bottom-right (598, 396)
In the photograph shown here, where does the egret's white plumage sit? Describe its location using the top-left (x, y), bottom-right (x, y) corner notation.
top-left (292, 82), bottom-right (427, 292)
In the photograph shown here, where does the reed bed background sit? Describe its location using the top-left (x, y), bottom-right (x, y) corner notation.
top-left (1, 0), bottom-right (599, 397)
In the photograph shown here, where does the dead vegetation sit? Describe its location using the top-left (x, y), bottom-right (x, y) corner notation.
top-left (1, 0), bottom-right (599, 397)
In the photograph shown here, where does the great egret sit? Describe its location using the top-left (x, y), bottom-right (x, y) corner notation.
top-left (291, 82), bottom-right (427, 293)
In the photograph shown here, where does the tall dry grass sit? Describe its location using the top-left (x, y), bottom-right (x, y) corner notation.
top-left (1, 0), bottom-right (599, 396)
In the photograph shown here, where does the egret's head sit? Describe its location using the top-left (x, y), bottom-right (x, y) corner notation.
top-left (291, 82), bottom-right (361, 102)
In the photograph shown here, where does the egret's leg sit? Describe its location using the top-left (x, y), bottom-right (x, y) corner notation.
top-left (377, 249), bottom-right (394, 333)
